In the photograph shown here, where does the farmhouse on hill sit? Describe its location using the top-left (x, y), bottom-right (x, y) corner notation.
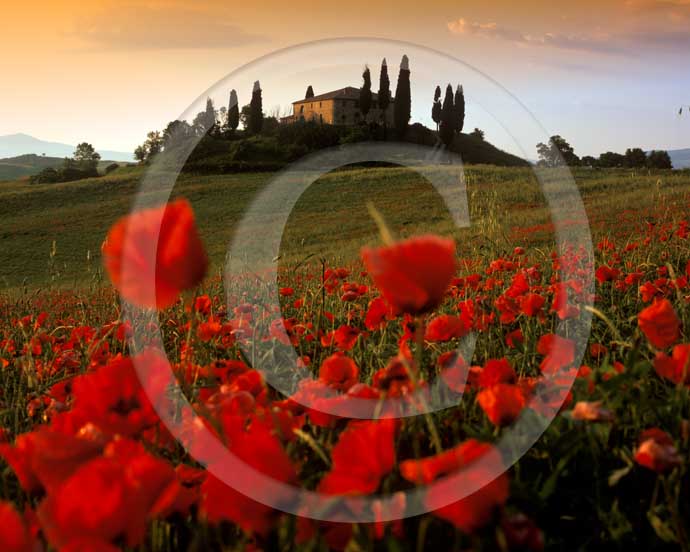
top-left (281, 86), bottom-right (395, 126)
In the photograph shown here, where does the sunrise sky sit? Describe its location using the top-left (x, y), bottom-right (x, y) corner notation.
top-left (1, 0), bottom-right (689, 157)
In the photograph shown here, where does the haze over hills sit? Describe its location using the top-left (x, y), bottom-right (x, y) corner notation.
top-left (668, 148), bottom-right (690, 169)
top-left (0, 133), bottom-right (133, 162)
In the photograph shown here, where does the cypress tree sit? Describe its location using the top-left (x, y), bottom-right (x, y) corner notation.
top-left (305, 85), bottom-right (314, 99)
top-left (249, 80), bottom-right (263, 134)
top-left (439, 84), bottom-right (455, 147)
top-left (393, 55), bottom-right (411, 136)
top-left (227, 89), bottom-right (239, 134)
top-left (454, 85), bottom-right (465, 134)
top-left (431, 85), bottom-right (442, 131)
top-left (378, 58), bottom-right (390, 127)
top-left (201, 98), bottom-right (216, 134)
top-left (359, 66), bottom-right (372, 122)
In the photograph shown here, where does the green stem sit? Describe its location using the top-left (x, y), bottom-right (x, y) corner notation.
top-left (411, 316), bottom-right (443, 455)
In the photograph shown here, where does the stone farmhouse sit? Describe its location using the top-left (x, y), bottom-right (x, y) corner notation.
top-left (280, 86), bottom-right (395, 126)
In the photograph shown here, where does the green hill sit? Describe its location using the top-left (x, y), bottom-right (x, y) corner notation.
top-left (0, 154), bottom-right (64, 181)
top-left (165, 122), bottom-right (528, 175)
top-left (406, 123), bottom-right (528, 166)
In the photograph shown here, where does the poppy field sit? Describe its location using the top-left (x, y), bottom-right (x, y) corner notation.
top-left (1, 165), bottom-right (690, 551)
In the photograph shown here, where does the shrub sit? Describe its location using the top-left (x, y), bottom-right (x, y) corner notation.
top-left (276, 121), bottom-right (343, 151)
top-left (30, 165), bottom-right (98, 184)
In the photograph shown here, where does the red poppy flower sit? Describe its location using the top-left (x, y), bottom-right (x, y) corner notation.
top-left (201, 422), bottom-right (297, 535)
top-left (595, 265), bottom-right (620, 284)
top-left (505, 328), bottom-right (524, 348)
top-left (38, 459), bottom-right (138, 548)
top-left (151, 464), bottom-right (205, 519)
top-left (477, 383), bottom-right (525, 426)
top-left (319, 354), bottom-right (360, 392)
top-left (318, 420), bottom-right (397, 495)
top-left (537, 334), bottom-right (576, 373)
top-left (197, 316), bottom-right (223, 342)
top-left (634, 428), bottom-right (682, 473)
top-left (638, 299), bottom-right (681, 349)
top-left (478, 358), bottom-right (516, 388)
top-left (288, 379), bottom-right (340, 427)
top-left (495, 295), bottom-right (520, 324)
top-left (438, 351), bottom-right (469, 393)
top-left (506, 272), bottom-right (528, 296)
top-left (400, 440), bottom-right (509, 534)
top-left (0, 426), bottom-right (104, 493)
top-left (36, 439), bottom-right (176, 550)
top-left (332, 325), bottom-right (361, 351)
top-left (433, 475), bottom-right (509, 533)
top-left (192, 294), bottom-right (212, 315)
top-left (653, 344), bottom-right (690, 385)
top-left (102, 198), bottom-right (208, 309)
top-left (372, 356), bottom-right (417, 397)
top-left (361, 235), bottom-right (457, 315)
top-left (0, 501), bottom-right (32, 552)
top-left (400, 439), bottom-right (490, 485)
top-left (589, 343), bottom-right (608, 359)
top-left (571, 401), bottom-right (614, 423)
top-left (520, 293), bottom-right (545, 317)
top-left (424, 314), bottom-right (468, 342)
top-left (365, 296), bottom-right (394, 330)
top-left (551, 283), bottom-right (579, 320)
top-left (70, 351), bottom-right (169, 437)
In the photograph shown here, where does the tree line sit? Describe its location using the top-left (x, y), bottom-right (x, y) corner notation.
top-left (132, 55), bottom-right (496, 167)
top-left (536, 135), bottom-right (673, 169)
top-left (133, 55), bottom-right (421, 165)
top-left (30, 143), bottom-right (114, 184)
top-left (134, 81), bottom-right (265, 163)
top-left (355, 56), bottom-right (412, 137)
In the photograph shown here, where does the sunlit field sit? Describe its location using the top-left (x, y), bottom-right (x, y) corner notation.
top-left (1, 165), bottom-right (690, 551)
top-left (3, 165), bottom-right (690, 289)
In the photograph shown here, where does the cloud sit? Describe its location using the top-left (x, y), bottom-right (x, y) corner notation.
top-left (70, 4), bottom-right (261, 50)
top-left (446, 19), bottom-right (526, 43)
top-left (446, 18), bottom-right (622, 55)
top-left (632, 29), bottom-right (690, 49)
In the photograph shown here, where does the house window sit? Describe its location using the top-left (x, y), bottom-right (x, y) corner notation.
top-left (319, 102), bottom-right (322, 107)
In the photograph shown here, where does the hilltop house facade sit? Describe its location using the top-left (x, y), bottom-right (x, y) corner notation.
top-left (281, 87), bottom-right (395, 126)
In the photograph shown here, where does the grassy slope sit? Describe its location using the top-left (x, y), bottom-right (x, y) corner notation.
top-left (1, 165), bottom-right (689, 291)
top-left (0, 154), bottom-right (64, 181)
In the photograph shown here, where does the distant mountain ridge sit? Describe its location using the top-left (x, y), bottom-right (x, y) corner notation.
top-left (0, 133), bottom-right (133, 162)
top-left (667, 148), bottom-right (690, 169)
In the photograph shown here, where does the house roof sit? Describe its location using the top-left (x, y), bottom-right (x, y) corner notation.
top-left (293, 86), bottom-right (393, 104)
